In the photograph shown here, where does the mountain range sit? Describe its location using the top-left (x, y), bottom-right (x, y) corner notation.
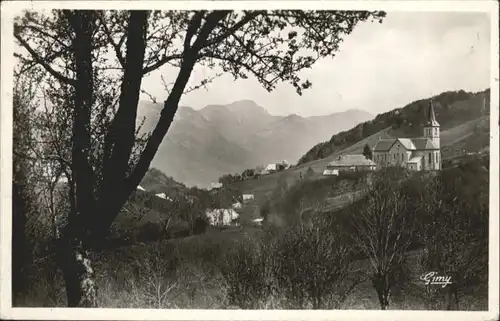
top-left (136, 100), bottom-right (374, 187)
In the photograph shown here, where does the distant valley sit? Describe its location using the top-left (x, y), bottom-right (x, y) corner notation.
top-left (136, 100), bottom-right (374, 187)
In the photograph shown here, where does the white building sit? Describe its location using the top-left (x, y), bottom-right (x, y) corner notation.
top-left (242, 194), bottom-right (255, 202)
top-left (372, 100), bottom-right (441, 171)
top-left (208, 182), bottom-right (223, 191)
top-left (322, 169), bottom-right (339, 176)
top-left (205, 208), bottom-right (240, 226)
top-left (252, 217), bottom-right (264, 227)
top-left (155, 192), bottom-right (172, 201)
top-left (231, 202), bottom-right (243, 209)
top-left (265, 163), bottom-right (277, 172)
top-left (326, 154), bottom-right (377, 173)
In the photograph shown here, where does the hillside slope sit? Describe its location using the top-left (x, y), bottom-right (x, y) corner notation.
top-left (299, 89), bottom-right (490, 164)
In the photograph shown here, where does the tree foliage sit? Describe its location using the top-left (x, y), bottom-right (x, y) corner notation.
top-left (14, 8), bottom-right (385, 306)
top-left (14, 9), bottom-right (386, 243)
top-left (363, 143), bottom-right (372, 160)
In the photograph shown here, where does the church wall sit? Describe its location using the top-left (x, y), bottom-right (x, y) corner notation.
top-left (388, 141), bottom-right (410, 166)
top-left (373, 151), bottom-right (389, 166)
top-left (374, 148), bottom-right (440, 171)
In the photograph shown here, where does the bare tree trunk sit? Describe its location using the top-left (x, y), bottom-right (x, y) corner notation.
top-left (12, 181), bottom-right (30, 301)
top-left (56, 230), bottom-right (97, 307)
top-left (372, 274), bottom-right (391, 310)
top-left (445, 284), bottom-right (459, 310)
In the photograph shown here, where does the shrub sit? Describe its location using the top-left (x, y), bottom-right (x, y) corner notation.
top-left (414, 163), bottom-right (489, 310)
top-left (350, 168), bottom-right (416, 310)
top-left (268, 223), bottom-right (361, 309)
top-left (218, 241), bottom-right (268, 309)
top-left (193, 217), bottom-right (209, 235)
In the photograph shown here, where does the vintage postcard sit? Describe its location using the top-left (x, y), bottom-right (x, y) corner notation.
top-left (0, 0), bottom-right (498, 320)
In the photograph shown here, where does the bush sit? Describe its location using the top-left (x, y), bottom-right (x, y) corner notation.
top-left (220, 221), bottom-right (360, 309)
top-left (193, 217), bottom-right (209, 235)
top-left (414, 161), bottom-right (489, 310)
top-left (268, 223), bottom-right (361, 309)
top-left (218, 241), bottom-right (269, 309)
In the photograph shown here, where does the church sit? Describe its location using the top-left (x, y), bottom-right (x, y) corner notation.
top-left (372, 100), bottom-right (441, 171)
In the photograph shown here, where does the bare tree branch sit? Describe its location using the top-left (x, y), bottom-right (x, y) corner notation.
top-left (14, 33), bottom-right (75, 85)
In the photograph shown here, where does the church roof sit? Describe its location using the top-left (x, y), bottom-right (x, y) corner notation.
top-left (373, 137), bottom-right (438, 152)
top-left (411, 138), bottom-right (439, 150)
top-left (373, 138), bottom-right (397, 152)
top-left (327, 154), bottom-right (376, 167)
top-left (408, 155), bottom-right (423, 163)
top-left (426, 99), bottom-right (440, 127)
top-left (397, 138), bottom-right (417, 150)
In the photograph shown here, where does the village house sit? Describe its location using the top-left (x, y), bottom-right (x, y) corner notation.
top-left (265, 163), bottom-right (277, 173)
top-left (231, 201), bottom-right (243, 209)
top-left (325, 154), bottom-right (377, 174)
top-left (263, 160), bottom-right (289, 174)
top-left (372, 99), bottom-right (441, 171)
top-left (208, 182), bottom-right (223, 191)
top-left (155, 192), bottom-right (172, 201)
top-left (242, 194), bottom-right (255, 202)
top-left (205, 208), bottom-right (240, 227)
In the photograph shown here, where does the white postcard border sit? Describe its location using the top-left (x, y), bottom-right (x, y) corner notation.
top-left (1, 1), bottom-right (498, 320)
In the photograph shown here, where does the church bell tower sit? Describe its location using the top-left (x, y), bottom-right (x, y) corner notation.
top-left (423, 99), bottom-right (440, 149)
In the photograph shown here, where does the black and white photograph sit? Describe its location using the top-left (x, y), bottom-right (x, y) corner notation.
top-left (0, 1), bottom-right (498, 320)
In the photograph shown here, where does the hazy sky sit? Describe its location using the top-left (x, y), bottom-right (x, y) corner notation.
top-left (141, 11), bottom-right (491, 117)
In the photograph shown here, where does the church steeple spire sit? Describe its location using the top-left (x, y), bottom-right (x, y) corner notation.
top-left (423, 99), bottom-right (440, 149)
top-left (426, 99), bottom-right (440, 127)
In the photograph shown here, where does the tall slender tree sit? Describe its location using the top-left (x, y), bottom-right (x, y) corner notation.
top-left (14, 9), bottom-right (386, 307)
top-left (350, 167), bottom-right (415, 310)
top-left (363, 143), bottom-right (372, 160)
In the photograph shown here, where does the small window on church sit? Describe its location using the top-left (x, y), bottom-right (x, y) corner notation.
top-left (428, 153), bottom-right (431, 165)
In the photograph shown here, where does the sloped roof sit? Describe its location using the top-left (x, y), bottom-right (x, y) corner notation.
top-left (327, 154), bottom-right (376, 167)
top-left (374, 137), bottom-right (437, 151)
top-left (411, 138), bottom-right (438, 150)
top-left (408, 155), bottom-right (423, 163)
top-left (397, 138), bottom-right (416, 150)
top-left (155, 192), bottom-right (172, 201)
top-left (373, 139), bottom-right (397, 152)
top-left (323, 169), bottom-right (339, 175)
